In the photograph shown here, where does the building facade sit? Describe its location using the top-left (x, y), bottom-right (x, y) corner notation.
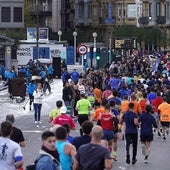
top-left (0, 0), bottom-right (24, 28)
top-left (25, 0), bottom-right (170, 49)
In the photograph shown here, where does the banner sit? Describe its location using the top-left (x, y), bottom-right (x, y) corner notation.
top-left (27, 27), bottom-right (37, 41)
top-left (39, 27), bottom-right (49, 41)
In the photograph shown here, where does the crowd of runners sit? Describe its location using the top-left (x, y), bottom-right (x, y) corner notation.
top-left (1, 51), bottom-right (170, 170)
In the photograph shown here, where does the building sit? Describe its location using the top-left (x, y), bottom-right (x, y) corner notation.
top-left (0, 0), bottom-right (24, 28)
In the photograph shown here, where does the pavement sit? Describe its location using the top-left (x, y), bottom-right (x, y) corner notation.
top-left (1, 68), bottom-right (170, 170)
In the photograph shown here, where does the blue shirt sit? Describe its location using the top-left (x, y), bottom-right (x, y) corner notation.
top-left (71, 135), bottom-right (91, 151)
top-left (139, 112), bottom-right (157, 136)
top-left (123, 111), bottom-right (138, 134)
top-left (55, 141), bottom-right (72, 170)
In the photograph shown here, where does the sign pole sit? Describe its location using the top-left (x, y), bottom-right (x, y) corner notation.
top-left (82, 55), bottom-right (84, 72)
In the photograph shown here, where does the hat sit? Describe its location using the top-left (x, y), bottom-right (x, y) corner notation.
top-left (60, 106), bottom-right (67, 114)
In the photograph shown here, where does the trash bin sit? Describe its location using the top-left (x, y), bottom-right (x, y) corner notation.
top-left (8, 78), bottom-right (26, 97)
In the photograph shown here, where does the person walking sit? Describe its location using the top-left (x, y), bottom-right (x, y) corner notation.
top-left (35, 131), bottom-right (61, 170)
top-left (33, 83), bottom-right (44, 124)
top-left (27, 79), bottom-right (36, 111)
top-left (62, 81), bottom-right (73, 110)
top-left (121, 102), bottom-right (139, 165)
top-left (0, 121), bottom-right (23, 170)
top-left (139, 105), bottom-right (157, 163)
top-left (73, 125), bottom-right (112, 170)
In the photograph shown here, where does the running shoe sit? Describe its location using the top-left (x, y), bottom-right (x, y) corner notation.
top-left (163, 136), bottom-right (166, 142)
top-left (158, 131), bottom-right (161, 137)
top-left (144, 156), bottom-right (149, 164)
top-left (126, 154), bottom-right (130, 164)
top-left (111, 152), bottom-right (117, 161)
top-left (34, 121), bottom-right (38, 124)
top-left (166, 129), bottom-right (169, 135)
top-left (141, 144), bottom-right (146, 155)
top-left (132, 158), bottom-right (137, 165)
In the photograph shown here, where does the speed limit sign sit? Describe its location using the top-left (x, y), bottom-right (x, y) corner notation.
top-left (77, 44), bottom-right (88, 55)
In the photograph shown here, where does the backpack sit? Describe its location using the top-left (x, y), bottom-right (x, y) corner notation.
top-left (26, 155), bottom-right (61, 170)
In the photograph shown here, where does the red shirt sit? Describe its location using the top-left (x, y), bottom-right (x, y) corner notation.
top-left (101, 113), bottom-right (113, 130)
top-left (152, 97), bottom-right (163, 112)
top-left (52, 114), bottom-right (75, 129)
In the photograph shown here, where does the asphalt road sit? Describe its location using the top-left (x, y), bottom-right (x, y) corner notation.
top-left (14, 113), bottom-right (170, 170)
top-left (0, 76), bottom-right (170, 170)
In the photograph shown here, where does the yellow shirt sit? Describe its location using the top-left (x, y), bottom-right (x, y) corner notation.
top-left (49, 108), bottom-right (61, 120)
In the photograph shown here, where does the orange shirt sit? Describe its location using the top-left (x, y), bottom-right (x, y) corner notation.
top-left (93, 88), bottom-right (102, 103)
top-left (93, 106), bottom-right (105, 120)
top-left (120, 100), bottom-right (129, 114)
top-left (131, 100), bottom-right (142, 114)
top-left (158, 102), bottom-right (170, 122)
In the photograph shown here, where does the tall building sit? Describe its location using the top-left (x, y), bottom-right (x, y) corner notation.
top-left (0, 0), bottom-right (24, 28)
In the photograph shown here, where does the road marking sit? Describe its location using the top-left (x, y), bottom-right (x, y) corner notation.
top-left (22, 130), bottom-right (43, 133)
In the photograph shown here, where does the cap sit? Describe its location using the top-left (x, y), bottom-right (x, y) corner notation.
top-left (60, 106), bottom-right (67, 114)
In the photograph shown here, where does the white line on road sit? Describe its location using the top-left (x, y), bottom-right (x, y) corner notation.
top-left (22, 130), bottom-right (43, 133)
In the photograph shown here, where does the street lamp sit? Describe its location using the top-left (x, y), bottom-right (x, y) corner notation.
top-left (93, 32), bottom-right (97, 68)
top-left (58, 30), bottom-right (62, 42)
top-left (73, 31), bottom-right (77, 64)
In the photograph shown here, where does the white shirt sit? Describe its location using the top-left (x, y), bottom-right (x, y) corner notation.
top-left (0, 137), bottom-right (23, 170)
top-left (33, 89), bottom-right (44, 104)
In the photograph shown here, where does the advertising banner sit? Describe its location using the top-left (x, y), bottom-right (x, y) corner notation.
top-left (27, 27), bottom-right (37, 41)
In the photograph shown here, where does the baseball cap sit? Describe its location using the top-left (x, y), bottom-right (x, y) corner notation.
top-left (60, 106), bottom-right (67, 114)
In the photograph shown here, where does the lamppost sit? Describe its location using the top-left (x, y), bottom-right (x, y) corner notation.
top-left (58, 30), bottom-right (62, 42)
top-left (73, 31), bottom-right (77, 64)
top-left (109, 38), bottom-right (112, 64)
top-left (93, 32), bottom-right (97, 68)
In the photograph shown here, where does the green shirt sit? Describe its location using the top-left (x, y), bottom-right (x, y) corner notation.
top-left (49, 108), bottom-right (61, 120)
top-left (76, 98), bottom-right (91, 115)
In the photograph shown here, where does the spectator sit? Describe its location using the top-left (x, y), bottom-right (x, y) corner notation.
top-left (33, 83), bottom-right (44, 124)
top-left (36, 131), bottom-right (61, 170)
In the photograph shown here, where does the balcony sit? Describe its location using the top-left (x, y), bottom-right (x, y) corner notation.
top-left (30, 5), bottom-right (52, 16)
top-left (138, 17), bottom-right (149, 25)
top-left (156, 16), bottom-right (166, 24)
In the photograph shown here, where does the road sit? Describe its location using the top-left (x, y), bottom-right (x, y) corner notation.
top-left (0, 78), bottom-right (170, 170)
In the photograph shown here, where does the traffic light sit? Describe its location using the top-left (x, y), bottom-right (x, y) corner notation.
top-left (96, 48), bottom-right (100, 60)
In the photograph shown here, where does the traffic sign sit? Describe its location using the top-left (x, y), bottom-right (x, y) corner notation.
top-left (77, 44), bottom-right (88, 55)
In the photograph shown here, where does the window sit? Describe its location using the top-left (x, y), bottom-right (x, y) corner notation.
top-left (167, 2), bottom-right (170, 18)
top-left (79, 4), bottom-right (84, 18)
top-left (118, 3), bottom-right (126, 18)
top-left (87, 4), bottom-right (92, 18)
top-left (127, 4), bottom-right (136, 18)
top-left (156, 3), bottom-right (160, 17)
top-left (149, 3), bottom-right (152, 17)
top-left (14, 7), bottom-right (22, 22)
top-left (1, 7), bottom-right (11, 22)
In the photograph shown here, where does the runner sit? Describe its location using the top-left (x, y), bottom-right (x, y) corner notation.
top-left (139, 105), bottom-right (157, 163)
top-left (158, 96), bottom-right (170, 141)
